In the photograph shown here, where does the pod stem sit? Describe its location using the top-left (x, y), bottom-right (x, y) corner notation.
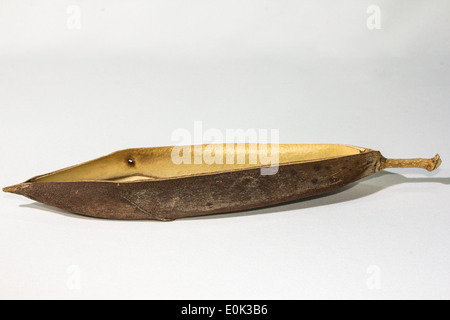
top-left (381, 154), bottom-right (442, 172)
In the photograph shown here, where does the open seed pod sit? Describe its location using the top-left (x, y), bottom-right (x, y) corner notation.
top-left (3, 144), bottom-right (442, 221)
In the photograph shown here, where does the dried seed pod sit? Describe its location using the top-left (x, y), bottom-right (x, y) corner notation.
top-left (3, 144), bottom-right (441, 221)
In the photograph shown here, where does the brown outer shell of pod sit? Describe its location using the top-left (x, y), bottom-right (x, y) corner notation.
top-left (3, 150), bottom-right (382, 221)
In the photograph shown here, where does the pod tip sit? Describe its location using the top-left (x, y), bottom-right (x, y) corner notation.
top-left (3, 183), bottom-right (30, 194)
top-left (3, 186), bottom-right (16, 193)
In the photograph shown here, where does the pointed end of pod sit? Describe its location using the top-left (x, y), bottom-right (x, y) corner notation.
top-left (3, 183), bottom-right (32, 195)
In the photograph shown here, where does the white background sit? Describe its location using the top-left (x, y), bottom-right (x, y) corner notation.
top-left (1, 0), bottom-right (449, 299)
